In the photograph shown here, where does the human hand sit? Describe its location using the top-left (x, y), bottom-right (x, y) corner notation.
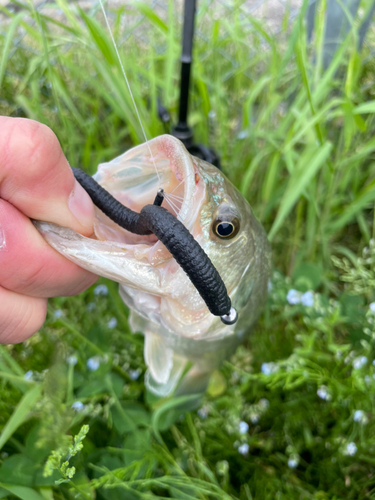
top-left (0, 117), bottom-right (98, 344)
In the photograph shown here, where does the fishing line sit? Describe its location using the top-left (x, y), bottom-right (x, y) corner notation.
top-left (98, 0), bottom-right (161, 186)
top-left (71, 5), bottom-right (238, 325)
top-left (168, 171), bottom-right (195, 196)
top-left (165, 193), bottom-right (184, 202)
top-left (163, 197), bottom-right (181, 220)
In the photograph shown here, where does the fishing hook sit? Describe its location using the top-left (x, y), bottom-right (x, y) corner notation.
top-left (72, 167), bottom-right (238, 325)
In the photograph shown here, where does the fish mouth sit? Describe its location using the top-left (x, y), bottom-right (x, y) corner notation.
top-left (92, 134), bottom-right (203, 250)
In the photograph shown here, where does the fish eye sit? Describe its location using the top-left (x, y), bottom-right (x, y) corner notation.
top-left (213, 214), bottom-right (240, 240)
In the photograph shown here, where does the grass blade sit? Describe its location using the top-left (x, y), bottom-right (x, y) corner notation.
top-left (0, 384), bottom-right (42, 451)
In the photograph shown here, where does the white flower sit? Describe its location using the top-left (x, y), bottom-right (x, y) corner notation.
top-left (353, 410), bottom-right (368, 424)
top-left (238, 443), bottom-right (249, 455)
top-left (67, 355), bottom-right (78, 366)
top-left (71, 401), bottom-right (85, 412)
top-left (345, 442), bottom-right (357, 456)
top-left (287, 289), bottom-right (302, 305)
top-left (317, 385), bottom-right (332, 401)
top-left (107, 317), bottom-right (117, 329)
top-left (261, 362), bottom-right (278, 375)
top-left (54, 309), bottom-right (63, 319)
top-left (94, 284), bottom-right (108, 296)
top-left (353, 356), bottom-right (368, 369)
top-left (239, 421), bottom-right (249, 434)
top-left (288, 456), bottom-right (299, 468)
top-left (301, 291), bottom-right (314, 307)
top-left (87, 356), bottom-right (100, 371)
top-left (369, 303), bottom-right (375, 314)
top-left (24, 370), bottom-right (33, 381)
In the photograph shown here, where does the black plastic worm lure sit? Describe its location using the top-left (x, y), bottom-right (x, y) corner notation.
top-left (71, 167), bottom-right (238, 325)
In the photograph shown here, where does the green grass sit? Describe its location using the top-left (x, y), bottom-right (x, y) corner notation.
top-left (1, 0), bottom-right (375, 498)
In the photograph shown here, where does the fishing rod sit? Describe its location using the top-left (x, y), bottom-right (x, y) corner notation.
top-left (159, 0), bottom-right (221, 169)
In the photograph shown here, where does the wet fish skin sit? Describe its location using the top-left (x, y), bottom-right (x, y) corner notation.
top-left (36, 135), bottom-right (271, 396)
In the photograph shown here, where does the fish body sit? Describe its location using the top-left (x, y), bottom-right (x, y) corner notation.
top-left (37, 135), bottom-right (271, 396)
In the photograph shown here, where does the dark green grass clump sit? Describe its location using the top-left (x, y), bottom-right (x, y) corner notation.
top-left (1, 0), bottom-right (375, 498)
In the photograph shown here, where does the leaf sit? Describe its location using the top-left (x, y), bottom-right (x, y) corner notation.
top-left (0, 12), bottom-right (27, 89)
top-left (0, 384), bottom-right (42, 451)
top-left (0, 455), bottom-right (37, 487)
top-left (269, 142), bottom-right (332, 240)
top-left (0, 484), bottom-right (44, 500)
top-left (328, 179), bottom-right (375, 233)
top-left (293, 263), bottom-right (323, 291)
top-left (111, 403), bottom-right (150, 435)
top-left (133, 3), bottom-right (168, 33)
top-left (151, 395), bottom-right (201, 443)
top-left (80, 10), bottom-right (115, 66)
top-left (353, 101), bottom-right (375, 114)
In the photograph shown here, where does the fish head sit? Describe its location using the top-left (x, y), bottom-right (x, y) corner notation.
top-left (37, 135), bottom-right (271, 341)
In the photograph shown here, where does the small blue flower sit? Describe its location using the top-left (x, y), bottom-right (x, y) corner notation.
top-left (353, 410), bottom-right (368, 424)
top-left (24, 370), bottom-right (33, 381)
top-left (301, 291), bottom-right (314, 307)
top-left (54, 309), bottom-right (63, 319)
top-left (198, 406), bottom-right (209, 419)
top-left (287, 289), bottom-right (302, 305)
top-left (353, 356), bottom-right (368, 369)
top-left (346, 442), bottom-right (357, 456)
top-left (288, 457), bottom-right (299, 469)
top-left (94, 284), bottom-right (108, 296)
top-left (369, 303), bottom-right (375, 314)
top-left (107, 317), bottom-right (117, 329)
top-left (237, 130), bottom-right (248, 140)
top-left (71, 401), bottom-right (84, 412)
top-left (261, 362), bottom-right (278, 375)
top-left (128, 369), bottom-right (140, 381)
top-left (86, 302), bottom-right (96, 312)
top-left (317, 385), bottom-right (331, 401)
top-left (239, 421), bottom-right (249, 434)
top-left (87, 357), bottom-right (100, 371)
top-left (238, 443), bottom-right (249, 455)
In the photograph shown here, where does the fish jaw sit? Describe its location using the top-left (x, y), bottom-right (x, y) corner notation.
top-left (36, 134), bottom-right (210, 309)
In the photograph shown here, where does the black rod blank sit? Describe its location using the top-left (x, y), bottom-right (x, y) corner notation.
top-left (72, 167), bottom-right (236, 322)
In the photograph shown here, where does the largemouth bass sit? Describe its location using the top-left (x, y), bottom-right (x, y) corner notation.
top-left (36, 135), bottom-right (271, 396)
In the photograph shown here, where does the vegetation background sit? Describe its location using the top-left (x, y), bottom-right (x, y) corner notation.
top-left (1, 0), bottom-right (375, 498)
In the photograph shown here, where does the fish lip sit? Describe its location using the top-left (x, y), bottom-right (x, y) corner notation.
top-left (94, 134), bottom-right (198, 231)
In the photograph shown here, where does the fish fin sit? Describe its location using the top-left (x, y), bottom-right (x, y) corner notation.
top-left (128, 310), bottom-right (148, 334)
top-left (145, 356), bottom-right (186, 397)
top-left (144, 333), bottom-right (173, 385)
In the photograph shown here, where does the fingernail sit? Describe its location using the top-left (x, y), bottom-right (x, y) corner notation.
top-left (0, 226), bottom-right (6, 250)
top-left (68, 180), bottom-right (95, 229)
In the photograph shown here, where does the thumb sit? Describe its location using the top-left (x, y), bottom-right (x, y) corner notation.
top-left (0, 116), bottom-right (96, 236)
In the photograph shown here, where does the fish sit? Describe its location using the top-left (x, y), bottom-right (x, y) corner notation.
top-left (36, 134), bottom-right (271, 397)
